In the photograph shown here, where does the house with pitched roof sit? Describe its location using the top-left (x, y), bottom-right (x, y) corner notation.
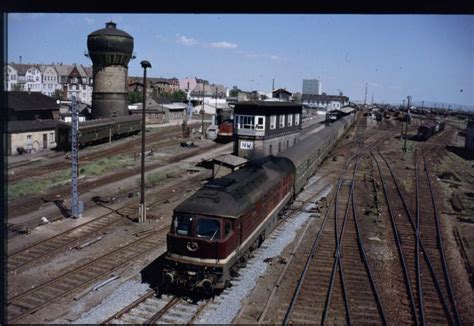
top-left (39, 64), bottom-right (62, 97)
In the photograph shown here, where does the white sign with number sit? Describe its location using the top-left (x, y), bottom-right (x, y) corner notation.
top-left (240, 141), bottom-right (253, 150)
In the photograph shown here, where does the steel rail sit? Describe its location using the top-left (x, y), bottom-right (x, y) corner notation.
top-left (371, 152), bottom-right (419, 325)
top-left (377, 150), bottom-right (454, 324)
top-left (321, 160), bottom-right (361, 325)
top-left (7, 229), bottom-right (165, 324)
top-left (282, 154), bottom-right (356, 325)
top-left (424, 157), bottom-right (462, 325)
top-left (101, 289), bottom-right (156, 324)
top-left (146, 296), bottom-right (181, 324)
top-left (415, 157), bottom-right (426, 326)
top-left (351, 174), bottom-right (388, 326)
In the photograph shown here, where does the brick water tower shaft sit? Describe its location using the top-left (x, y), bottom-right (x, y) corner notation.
top-left (87, 21), bottom-right (134, 118)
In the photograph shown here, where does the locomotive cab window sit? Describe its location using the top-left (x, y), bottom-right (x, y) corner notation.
top-left (174, 216), bottom-right (193, 236)
top-left (197, 218), bottom-right (221, 240)
top-left (224, 220), bottom-right (232, 236)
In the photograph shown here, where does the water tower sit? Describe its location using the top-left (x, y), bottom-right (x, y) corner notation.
top-left (87, 21), bottom-right (134, 119)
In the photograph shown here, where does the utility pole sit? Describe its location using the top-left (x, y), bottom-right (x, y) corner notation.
top-left (70, 96), bottom-right (83, 219)
top-left (272, 78), bottom-right (275, 91)
top-left (421, 101), bottom-right (424, 125)
top-left (187, 81), bottom-right (192, 120)
top-left (182, 81), bottom-right (190, 138)
top-left (201, 83), bottom-right (205, 139)
top-left (403, 95), bottom-right (411, 152)
top-left (139, 60), bottom-right (151, 223)
top-left (401, 99), bottom-right (406, 138)
top-left (364, 83), bottom-right (368, 107)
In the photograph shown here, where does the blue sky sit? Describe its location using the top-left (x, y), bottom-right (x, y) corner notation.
top-left (7, 13), bottom-right (474, 107)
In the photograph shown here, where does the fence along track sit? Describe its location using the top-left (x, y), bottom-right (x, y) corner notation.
top-left (7, 229), bottom-right (166, 324)
top-left (375, 149), bottom-right (460, 325)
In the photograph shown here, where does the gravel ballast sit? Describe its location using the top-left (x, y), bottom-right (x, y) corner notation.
top-left (72, 279), bottom-right (150, 324)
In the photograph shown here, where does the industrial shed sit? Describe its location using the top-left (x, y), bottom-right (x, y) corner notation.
top-left (7, 120), bottom-right (61, 155)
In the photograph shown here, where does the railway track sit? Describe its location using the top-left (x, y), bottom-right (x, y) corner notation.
top-left (8, 126), bottom-right (186, 182)
top-left (373, 148), bottom-right (461, 325)
top-left (7, 172), bottom-right (207, 273)
top-left (280, 152), bottom-right (386, 325)
top-left (7, 227), bottom-right (167, 324)
top-left (101, 292), bottom-right (210, 324)
top-left (8, 142), bottom-right (222, 219)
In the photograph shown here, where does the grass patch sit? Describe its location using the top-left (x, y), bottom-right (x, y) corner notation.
top-left (80, 155), bottom-right (133, 177)
top-left (402, 178), bottom-right (413, 194)
top-left (142, 170), bottom-right (178, 187)
top-left (9, 170), bottom-right (71, 201)
top-left (9, 155), bottom-right (134, 201)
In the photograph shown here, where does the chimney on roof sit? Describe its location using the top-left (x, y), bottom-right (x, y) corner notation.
top-left (19, 56), bottom-right (22, 64)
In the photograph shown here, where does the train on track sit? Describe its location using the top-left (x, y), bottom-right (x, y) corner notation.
top-left (216, 119), bottom-right (233, 142)
top-left (55, 114), bottom-right (142, 149)
top-left (161, 113), bottom-right (355, 294)
top-left (417, 121), bottom-right (446, 141)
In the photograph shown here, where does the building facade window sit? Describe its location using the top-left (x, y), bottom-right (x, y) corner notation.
top-left (270, 115), bottom-right (276, 129)
top-left (279, 115), bottom-right (285, 128)
top-left (295, 113), bottom-right (300, 126)
top-left (287, 114), bottom-right (293, 126)
top-left (255, 116), bottom-right (265, 130)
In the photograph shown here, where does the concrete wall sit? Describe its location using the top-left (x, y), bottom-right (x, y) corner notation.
top-left (9, 129), bottom-right (56, 155)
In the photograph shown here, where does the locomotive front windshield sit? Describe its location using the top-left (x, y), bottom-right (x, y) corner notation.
top-left (173, 215), bottom-right (221, 240)
top-left (196, 218), bottom-right (220, 240)
top-left (175, 216), bottom-right (192, 236)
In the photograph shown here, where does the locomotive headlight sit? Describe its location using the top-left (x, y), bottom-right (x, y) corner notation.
top-left (187, 271), bottom-right (197, 276)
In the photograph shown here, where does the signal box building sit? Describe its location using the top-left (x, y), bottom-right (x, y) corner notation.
top-left (233, 101), bottom-right (303, 159)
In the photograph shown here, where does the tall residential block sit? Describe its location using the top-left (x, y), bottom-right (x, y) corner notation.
top-left (302, 79), bottom-right (321, 95)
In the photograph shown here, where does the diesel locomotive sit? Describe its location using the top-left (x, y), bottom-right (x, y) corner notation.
top-left (161, 114), bottom-right (355, 293)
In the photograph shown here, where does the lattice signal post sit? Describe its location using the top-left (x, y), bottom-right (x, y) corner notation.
top-left (71, 96), bottom-right (83, 218)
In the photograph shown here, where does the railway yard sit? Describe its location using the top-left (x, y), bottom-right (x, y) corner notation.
top-left (6, 113), bottom-right (474, 325)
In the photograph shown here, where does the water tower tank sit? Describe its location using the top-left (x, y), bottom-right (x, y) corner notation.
top-left (87, 21), bottom-right (134, 118)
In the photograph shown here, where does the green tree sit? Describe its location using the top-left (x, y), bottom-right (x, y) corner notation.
top-left (53, 88), bottom-right (63, 99)
top-left (170, 90), bottom-right (187, 102)
top-left (229, 86), bottom-right (241, 97)
top-left (128, 91), bottom-right (143, 104)
top-left (12, 83), bottom-right (23, 92)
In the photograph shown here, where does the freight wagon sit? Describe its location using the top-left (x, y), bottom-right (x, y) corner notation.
top-left (417, 121), bottom-right (446, 141)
